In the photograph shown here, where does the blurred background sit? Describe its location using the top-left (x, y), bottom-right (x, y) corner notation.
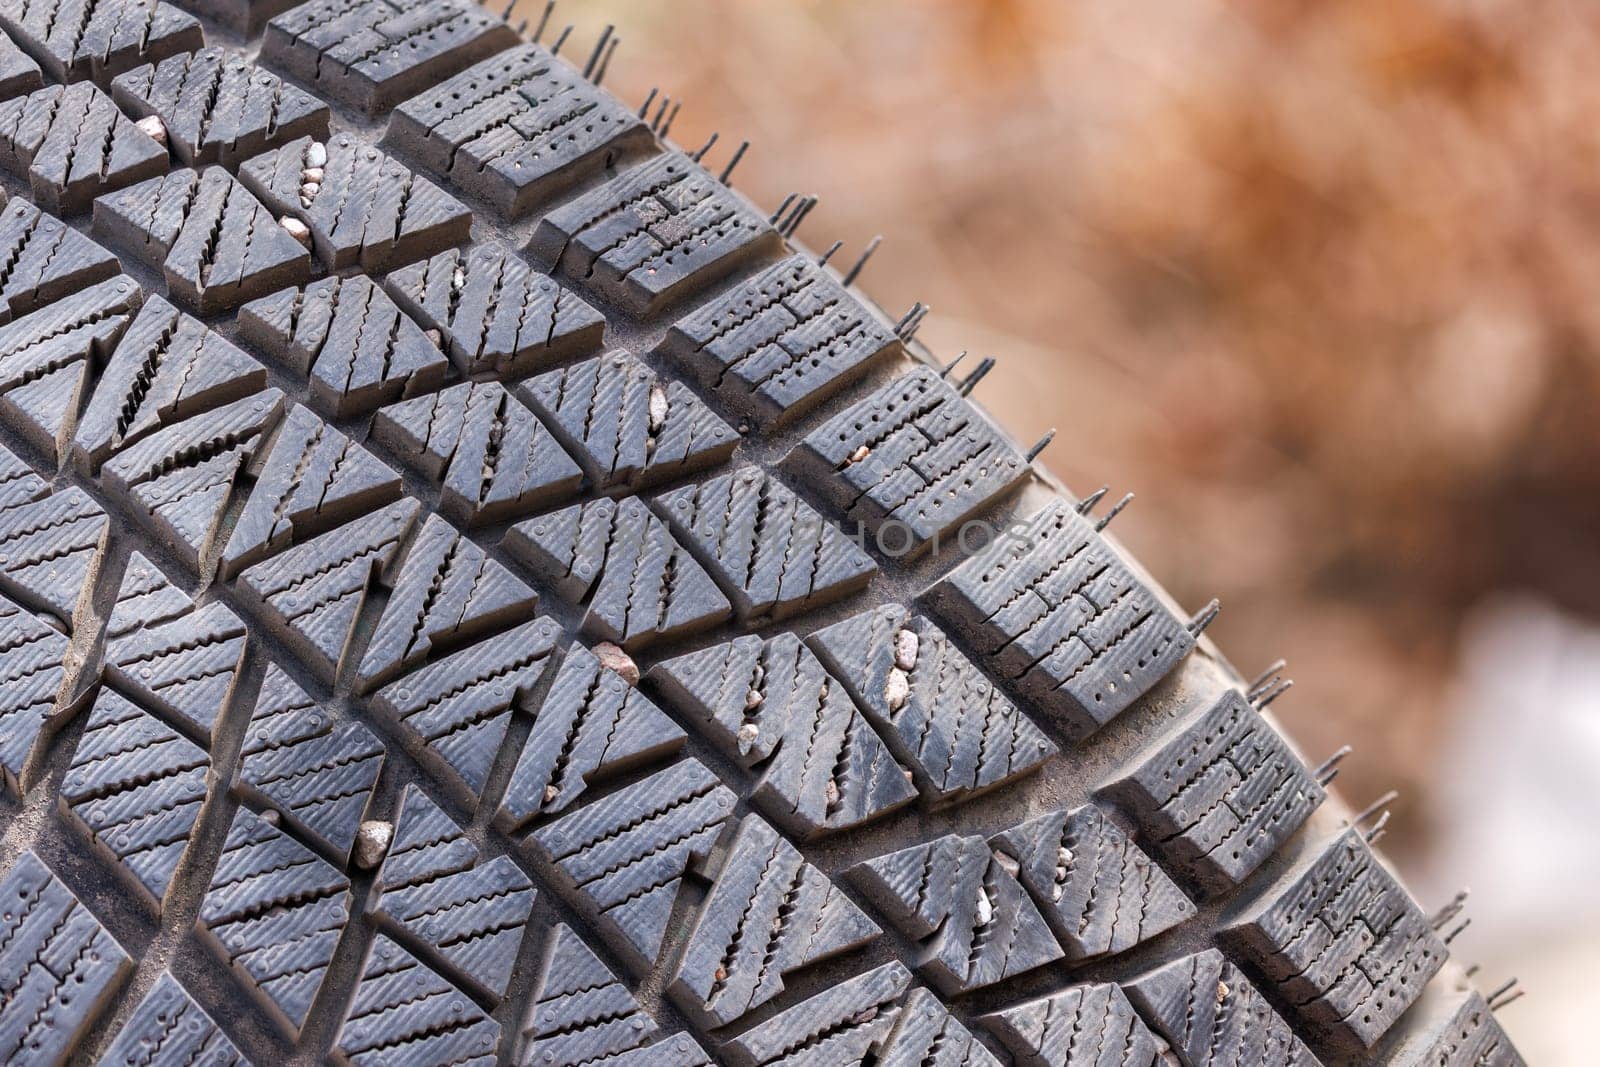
top-left (521, 1), bottom-right (1600, 1058)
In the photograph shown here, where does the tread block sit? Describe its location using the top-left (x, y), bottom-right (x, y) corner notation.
top-left (0, 0), bottom-right (201, 87)
top-left (529, 758), bottom-right (737, 972)
top-left (528, 152), bottom-right (781, 315)
top-left (220, 403), bottom-right (403, 579)
top-left (926, 499), bottom-right (1196, 741)
top-left (719, 964), bottom-right (911, 1066)
top-left (0, 590), bottom-right (70, 797)
top-left (0, 274), bottom-right (141, 464)
top-left (370, 616), bottom-right (562, 802)
top-left (373, 782), bottom-right (476, 888)
top-left (809, 604), bottom-right (1055, 807)
top-left (503, 496), bottom-right (730, 650)
top-left (518, 350), bottom-right (739, 492)
top-left (382, 242), bottom-right (605, 378)
top-left (989, 803), bottom-right (1195, 962)
top-left (101, 971), bottom-right (250, 1067)
top-left (237, 499), bottom-right (420, 684)
top-left (658, 464), bottom-right (877, 622)
top-left (60, 688), bottom-right (208, 915)
top-left (846, 833), bottom-right (1064, 996)
top-left (387, 42), bottom-right (654, 219)
top-left (787, 366), bottom-right (1027, 556)
top-left (338, 935), bottom-right (500, 1066)
top-left (93, 167), bottom-right (313, 314)
top-left (101, 389), bottom-right (286, 572)
top-left (0, 480), bottom-right (107, 630)
top-left (199, 807), bottom-right (353, 1039)
top-left (356, 512), bottom-right (537, 693)
top-left (0, 30), bottom-right (42, 98)
top-left (660, 253), bottom-right (898, 429)
top-left (521, 924), bottom-right (711, 1067)
top-left (1122, 949), bottom-right (1321, 1067)
top-left (111, 48), bottom-right (330, 170)
top-left (236, 664), bottom-right (386, 863)
top-left (0, 851), bottom-right (132, 1066)
top-left (1101, 690), bottom-right (1325, 893)
top-left (239, 134), bottom-right (471, 273)
top-left (72, 291), bottom-right (265, 474)
top-left (370, 852), bottom-right (534, 1003)
top-left (1388, 989), bottom-right (1524, 1067)
top-left (1221, 828), bottom-right (1446, 1047)
top-left (982, 983), bottom-right (1159, 1067)
top-left (239, 274), bottom-right (451, 418)
top-left (649, 633), bottom-right (915, 840)
top-left (0, 81), bottom-right (167, 214)
top-left (0, 197), bottom-right (121, 324)
top-left (669, 813), bottom-right (880, 1028)
top-left (264, 0), bottom-right (517, 116)
top-left (373, 379), bottom-right (584, 526)
top-left (104, 553), bottom-right (247, 742)
top-left (496, 642), bottom-right (685, 828)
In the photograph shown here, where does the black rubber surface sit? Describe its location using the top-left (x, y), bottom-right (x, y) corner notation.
top-left (0, 1), bottom-right (1524, 1064)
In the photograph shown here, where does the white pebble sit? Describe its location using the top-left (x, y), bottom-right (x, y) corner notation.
top-left (300, 181), bottom-right (320, 199)
top-left (846, 444), bottom-right (870, 465)
top-left (354, 820), bottom-right (392, 869)
top-left (736, 722), bottom-right (760, 754)
top-left (893, 629), bottom-right (919, 671)
top-left (279, 216), bottom-right (311, 246)
top-left (135, 115), bottom-right (167, 147)
top-left (593, 641), bottom-right (639, 686)
top-left (647, 384), bottom-right (669, 433)
top-left (885, 668), bottom-right (910, 711)
top-left (300, 166), bottom-right (324, 183)
top-left (452, 266), bottom-right (467, 291)
top-left (975, 886), bottom-right (994, 925)
top-left (744, 688), bottom-right (763, 710)
top-left (305, 141), bottom-right (328, 168)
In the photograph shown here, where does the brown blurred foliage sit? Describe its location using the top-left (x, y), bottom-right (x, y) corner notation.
top-left (533, 0), bottom-right (1600, 856)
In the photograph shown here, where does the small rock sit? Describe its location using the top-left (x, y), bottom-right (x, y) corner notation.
top-left (300, 181), bottom-right (320, 199)
top-left (647, 384), bottom-right (669, 433)
top-left (279, 216), bottom-right (311, 247)
top-left (301, 166), bottom-right (324, 183)
top-left (737, 722), bottom-right (760, 754)
top-left (743, 688), bottom-right (763, 711)
top-left (305, 140), bottom-right (328, 168)
top-left (593, 642), bottom-right (639, 686)
top-left (975, 886), bottom-right (994, 925)
top-left (259, 808), bottom-right (280, 826)
top-left (354, 820), bottom-right (392, 869)
top-left (885, 667), bottom-right (910, 711)
top-left (452, 266), bottom-right (467, 291)
top-left (543, 785), bottom-right (560, 805)
top-left (824, 780), bottom-right (840, 808)
top-left (425, 328), bottom-right (443, 347)
top-left (135, 114), bottom-right (167, 147)
top-left (893, 628), bottom-right (919, 671)
top-left (299, 195), bottom-right (312, 210)
top-left (846, 444), bottom-right (870, 465)
top-left (1216, 980), bottom-right (1230, 1004)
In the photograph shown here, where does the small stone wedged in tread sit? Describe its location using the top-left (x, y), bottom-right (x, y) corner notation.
top-left (111, 48), bottom-right (330, 170)
top-left (239, 274), bottom-right (452, 418)
top-left (0, 0), bottom-right (201, 87)
top-left (657, 464), bottom-right (877, 623)
top-left (787, 365), bottom-right (1028, 556)
top-left (0, 850), bottom-right (132, 1066)
top-left (0, 81), bottom-right (168, 214)
top-left (529, 757), bottom-right (737, 973)
top-left (659, 252), bottom-right (899, 430)
top-left (927, 497), bottom-right (1197, 742)
top-left (370, 614), bottom-right (561, 803)
top-left (336, 934), bottom-right (501, 1066)
top-left (238, 134), bottom-right (472, 273)
top-left (382, 242), bottom-right (605, 378)
top-left (808, 604), bottom-right (1055, 807)
top-left (236, 664), bottom-right (385, 863)
top-left (98, 970), bottom-right (251, 1067)
top-left (60, 687), bottom-right (209, 914)
top-left (503, 495), bottom-right (731, 651)
top-left (1123, 949), bottom-right (1322, 1067)
top-left (1221, 827), bottom-right (1447, 1048)
top-left (1101, 689), bottom-right (1326, 895)
top-left (988, 802), bottom-right (1196, 962)
top-left (495, 641), bottom-right (685, 828)
top-left (386, 42), bottom-right (655, 219)
top-left (649, 632), bottom-right (916, 840)
top-left (518, 349), bottom-right (738, 493)
top-left (980, 982), bottom-right (1161, 1067)
top-left (846, 832), bottom-right (1064, 995)
top-left (198, 806), bottom-right (352, 1039)
top-left (527, 152), bottom-right (782, 316)
top-left (264, 0), bottom-right (518, 116)
top-left (669, 813), bottom-right (880, 1029)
